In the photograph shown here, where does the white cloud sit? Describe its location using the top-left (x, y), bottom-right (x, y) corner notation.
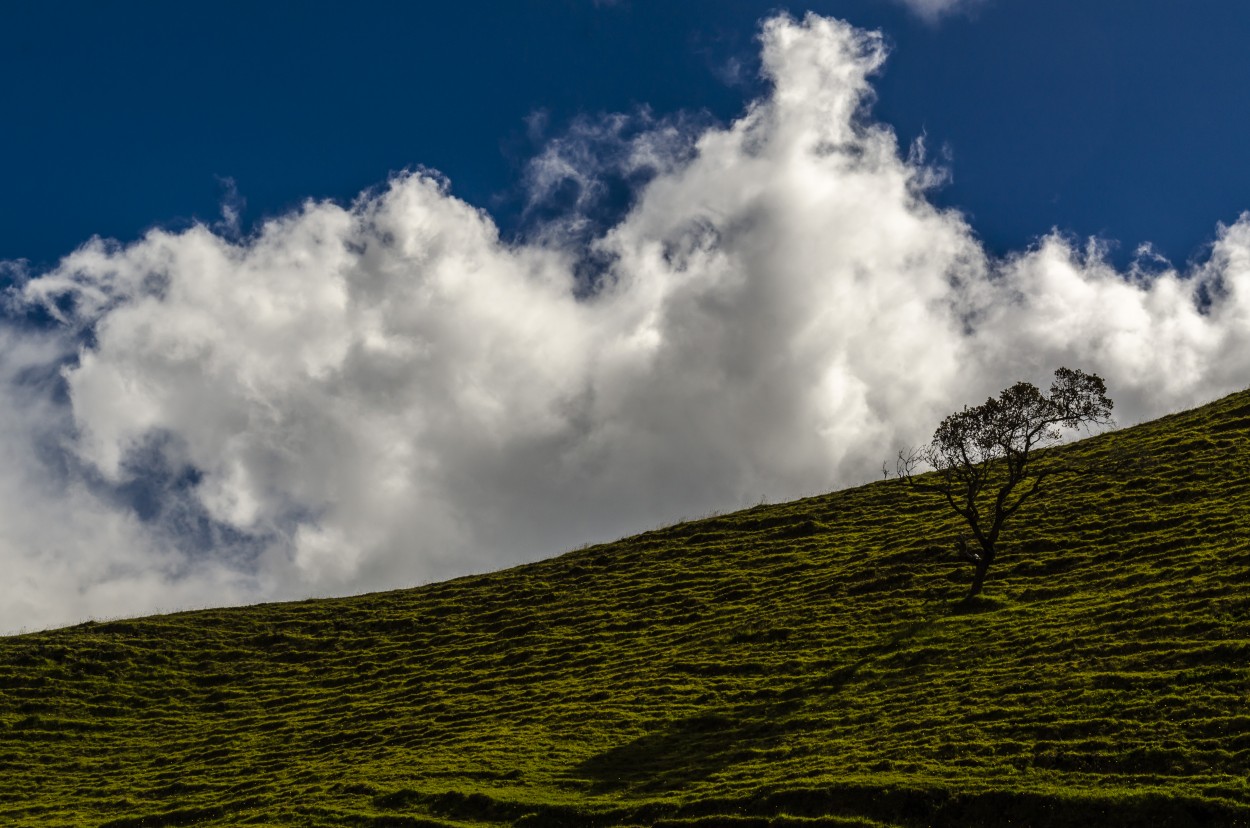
top-left (4, 12), bottom-right (1250, 632)
top-left (0, 327), bottom-right (264, 633)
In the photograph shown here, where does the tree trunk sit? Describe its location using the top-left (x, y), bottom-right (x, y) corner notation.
top-left (968, 548), bottom-right (993, 597)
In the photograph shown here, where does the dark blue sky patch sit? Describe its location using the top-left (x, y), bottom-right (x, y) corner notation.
top-left (73, 431), bottom-right (271, 572)
top-left (95, 430), bottom-right (200, 523)
top-left (157, 496), bottom-right (273, 575)
top-left (8, 352), bottom-right (73, 409)
top-left (508, 107), bottom-right (709, 293)
top-left (5, 2), bottom-right (1247, 274)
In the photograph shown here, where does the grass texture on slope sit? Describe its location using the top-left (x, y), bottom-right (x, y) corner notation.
top-left (1, 390), bottom-right (1249, 827)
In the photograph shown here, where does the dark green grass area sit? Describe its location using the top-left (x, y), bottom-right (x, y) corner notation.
top-left (3, 391), bottom-right (1250, 827)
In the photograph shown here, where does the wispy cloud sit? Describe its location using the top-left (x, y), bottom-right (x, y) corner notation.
top-left (892, 0), bottom-right (987, 23)
top-left (4, 12), bottom-right (1249, 633)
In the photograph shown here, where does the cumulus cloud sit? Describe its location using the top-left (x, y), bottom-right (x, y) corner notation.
top-left (4, 13), bottom-right (1250, 632)
top-left (0, 326), bottom-right (264, 633)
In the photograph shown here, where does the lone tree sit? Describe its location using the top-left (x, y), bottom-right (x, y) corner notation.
top-left (898, 367), bottom-right (1114, 597)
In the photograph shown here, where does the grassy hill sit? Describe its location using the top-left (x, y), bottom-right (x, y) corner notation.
top-left (2, 389), bottom-right (1249, 828)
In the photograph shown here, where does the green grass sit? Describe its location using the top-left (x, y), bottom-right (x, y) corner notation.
top-left (2, 389), bottom-right (1249, 827)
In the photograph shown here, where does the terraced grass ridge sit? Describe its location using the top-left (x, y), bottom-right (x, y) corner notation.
top-left (3, 389), bottom-right (1250, 828)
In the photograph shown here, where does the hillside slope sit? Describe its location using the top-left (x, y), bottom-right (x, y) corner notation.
top-left (2, 389), bottom-right (1249, 827)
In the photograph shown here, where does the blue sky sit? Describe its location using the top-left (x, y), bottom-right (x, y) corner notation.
top-left (7, 1), bottom-right (1249, 271)
top-left (3, 2), bottom-right (1250, 632)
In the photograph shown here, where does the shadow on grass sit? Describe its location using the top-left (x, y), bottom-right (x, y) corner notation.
top-left (573, 700), bottom-right (802, 794)
top-left (573, 587), bottom-right (994, 796)
top-left (574, 619), bottom-right (940, 794)
top-left (948, 594), bottom-right (1010, 615)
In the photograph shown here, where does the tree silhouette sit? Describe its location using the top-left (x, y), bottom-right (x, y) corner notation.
top-left (898, 368), bottom-right (1114, 597)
